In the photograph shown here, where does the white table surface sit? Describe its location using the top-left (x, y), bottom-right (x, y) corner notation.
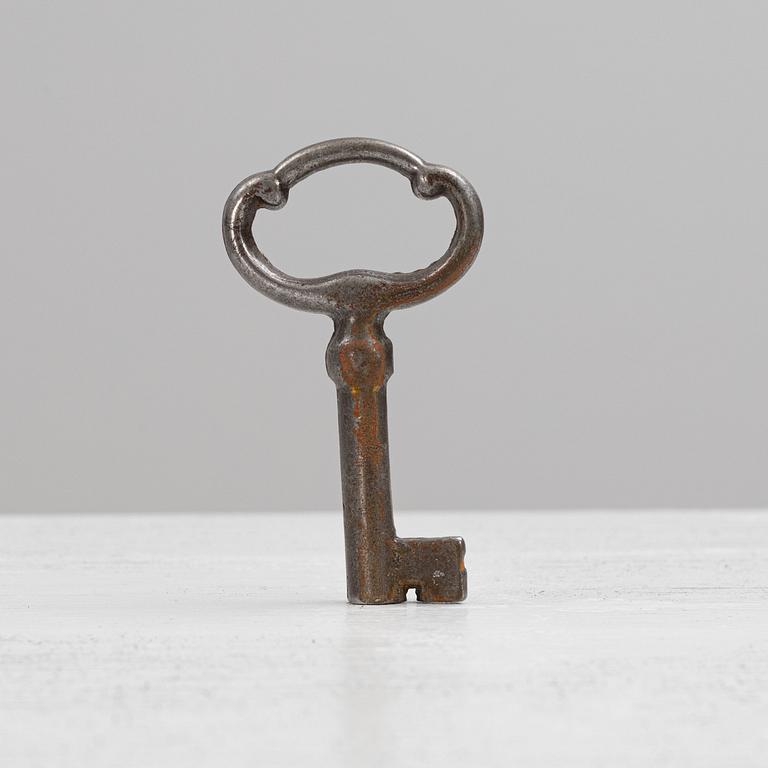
top-left (2, 511), bottom-right (767, 767)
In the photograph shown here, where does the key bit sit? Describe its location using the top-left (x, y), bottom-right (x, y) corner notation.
top-left (222, 138), bottom-right (483, 604)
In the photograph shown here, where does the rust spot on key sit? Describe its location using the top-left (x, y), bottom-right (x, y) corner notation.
top-left (222, 138), bottom-right (484, 604)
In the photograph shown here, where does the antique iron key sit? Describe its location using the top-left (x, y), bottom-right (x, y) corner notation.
top-left (222, 138), bottom-right (483, 604)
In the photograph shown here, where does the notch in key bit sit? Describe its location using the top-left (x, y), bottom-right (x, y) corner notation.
top-left (222, 138), bottom-right (483, 604)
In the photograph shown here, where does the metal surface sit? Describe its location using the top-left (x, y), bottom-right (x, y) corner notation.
top-left (222, 138), bottom-right (484, 604)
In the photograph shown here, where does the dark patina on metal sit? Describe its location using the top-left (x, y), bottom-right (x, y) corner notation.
top-left (222, 138), bottom-right (483, 604)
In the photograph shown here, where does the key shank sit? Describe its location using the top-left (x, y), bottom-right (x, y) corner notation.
top-left (326, 313), bottom-right (467, 604)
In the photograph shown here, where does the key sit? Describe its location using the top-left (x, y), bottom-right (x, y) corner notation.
top-left (222, 138), bottom-right (484, 604)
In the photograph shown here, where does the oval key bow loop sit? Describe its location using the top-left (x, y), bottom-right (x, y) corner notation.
top-left (222, 138), bottom-right (484, 317)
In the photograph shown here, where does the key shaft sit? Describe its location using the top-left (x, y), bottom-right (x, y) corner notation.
top-left (328, 313), bottom-right (466, 603)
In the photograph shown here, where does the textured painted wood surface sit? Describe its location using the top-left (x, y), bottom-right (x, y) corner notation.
top-left (2, 511), bottom-right (767, 767)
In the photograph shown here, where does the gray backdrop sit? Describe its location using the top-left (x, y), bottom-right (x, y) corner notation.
top-left (2, 2), bottom-right (766, 512)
